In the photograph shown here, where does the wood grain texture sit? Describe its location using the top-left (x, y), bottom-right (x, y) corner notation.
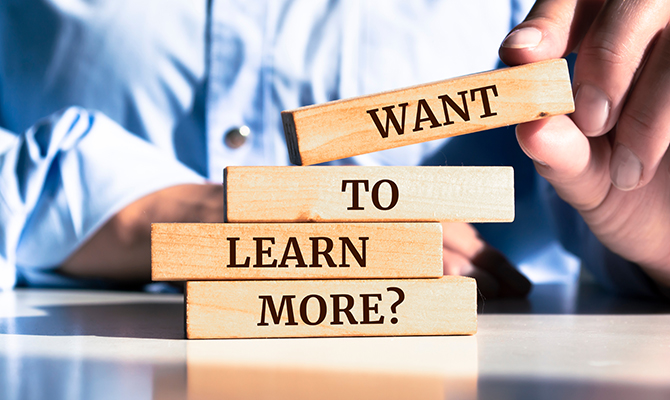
top-left (152, 222), bottom-right (443, 280)
top-left (225, 166), bottom-right (514, 223)
top-left (282, 59), bottom-right (574, 165)
top-left (185, 276), bottom-right (476, 339)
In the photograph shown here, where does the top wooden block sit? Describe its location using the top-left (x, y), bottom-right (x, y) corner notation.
top-left (282, 59), bottom-right (574, 165)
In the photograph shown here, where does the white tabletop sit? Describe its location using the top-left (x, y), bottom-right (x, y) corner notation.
top-left (1, 283), bottom-right (669, 400)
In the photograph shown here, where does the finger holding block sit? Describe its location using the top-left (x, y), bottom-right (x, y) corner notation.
top-left (225, 166), bottom-right (514, 223)
top-left (185, 276), bottom-right (477, 339)
top-left (152, 222), bottom-right (443, 280)
top-left (282, 59), bottom-right (574, 165)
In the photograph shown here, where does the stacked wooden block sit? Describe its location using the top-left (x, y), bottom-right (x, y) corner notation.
top-left (151, 60), bottom-right (574, 339)
top-left (153, 166), bottom-right (514, 338)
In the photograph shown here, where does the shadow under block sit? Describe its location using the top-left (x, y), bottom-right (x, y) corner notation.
top-left (225, 166), bottom-right (514, 223)
top-left (151, 222), bottom-right (443, 281)
top-left (282, 59), bottom-right (574, 165)
top-left (185, 276), bottom-right (477, 339)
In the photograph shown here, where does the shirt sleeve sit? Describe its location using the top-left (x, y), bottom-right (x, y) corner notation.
top-left (0, 107), bottom-right (204, 289)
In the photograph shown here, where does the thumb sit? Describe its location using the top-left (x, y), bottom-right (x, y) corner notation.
top-left (516, 115), bottom-right (611, 212)
top-left (499, 0), bottom-right (603, 65)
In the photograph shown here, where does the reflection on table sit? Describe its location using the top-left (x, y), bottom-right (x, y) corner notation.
top-left (1, 283), bottom-right (669, 400)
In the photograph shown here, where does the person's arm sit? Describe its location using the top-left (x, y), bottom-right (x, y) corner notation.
top-left (0, 107), bottom-right (208, 288)
top-left (59, 183), bottom-right (223, 281)
top-left (500, 0), bottom-right (670, 290)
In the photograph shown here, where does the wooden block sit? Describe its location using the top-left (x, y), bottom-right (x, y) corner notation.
top-left (185, 276), bottom-right (476, 339)
top-left (225, 166), bottom-right (514, 222)
top-left (282, 59), bottom-right (574, 165)
top-left (151, 222), bottom-right (443, 281)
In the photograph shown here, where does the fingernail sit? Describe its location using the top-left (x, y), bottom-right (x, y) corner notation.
top-left (501, 27), bottom-right (543, 49)
top-left (573, 84), bottom-right (610, 136)
top-left (610, 143), bottom-right (642, 191)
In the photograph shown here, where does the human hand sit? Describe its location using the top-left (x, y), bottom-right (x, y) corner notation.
top-left (499, 0), bottom-right (670, 286)
top-left (441, 222), bottom-right (531, 298)
top-left (60, 184), bottom-right (224, 281)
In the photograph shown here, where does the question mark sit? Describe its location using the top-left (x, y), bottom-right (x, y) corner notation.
top-left (386, 287), bottom-right (405, 324)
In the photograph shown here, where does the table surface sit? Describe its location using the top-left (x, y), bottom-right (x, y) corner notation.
top-left (1, 283), bottom-right (669, 400)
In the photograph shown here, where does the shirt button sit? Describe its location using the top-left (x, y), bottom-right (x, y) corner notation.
top-left (224, 126), bottom-right (250, 149)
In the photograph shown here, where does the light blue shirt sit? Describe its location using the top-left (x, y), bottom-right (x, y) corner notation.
top-left (0, 0), bottom-right (658, 296)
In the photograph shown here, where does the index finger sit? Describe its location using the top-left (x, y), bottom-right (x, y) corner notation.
top-left (571, 0), bottom-right (670, 136)
top-left (499, 0), bottom-right (602, 65)
top-left (500, 0), bottom-right (670, 138)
